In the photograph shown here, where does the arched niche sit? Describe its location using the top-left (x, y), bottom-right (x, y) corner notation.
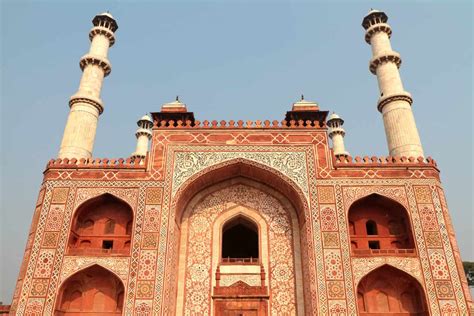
top-left (348, 193), bottom-right (415, 255)
top-left (67, 194), bottom-right (133, 256)
top-left (175, 177), bottom-right (307, 315)
top-left (357, 265), bottom-right (428, 315)
top-left (55, 265), bottom-right (125, 315)
top-left (221, 215), bottom-right (259, 263)
top-left (169, 159), bottom-right (312, 315)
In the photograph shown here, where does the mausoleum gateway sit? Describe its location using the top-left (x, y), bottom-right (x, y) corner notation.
top-left (10, 9), bottom-right (473, 315)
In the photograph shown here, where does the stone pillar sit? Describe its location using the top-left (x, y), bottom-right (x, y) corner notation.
top-left (327, 113), bottom-right (349, 157)
top-left (363, 10), bottom-right (424, 158)
top-left (58, 12), bottom-right (118, 159)
top-left (132, 115), bottom-right (153, 158)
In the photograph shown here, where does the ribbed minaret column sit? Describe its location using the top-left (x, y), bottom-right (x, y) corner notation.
top-left (327, 113), bottom-right (349, 157)
top-left (58, 12), bottom-right (118, 159)
top-left (132, 115), bottom-right (153, 159)
top-left (363, 10), bottom-right (424, 158)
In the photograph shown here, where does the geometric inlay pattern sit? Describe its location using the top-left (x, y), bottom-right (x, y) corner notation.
top-left (428, 250), bottom-right (450, 280)
top-left (33, 249), bottom-right (55, 278)
top-left (145, 187), bottom-right (163, 204)
top-left (51, 187), bottom-right (69, 204)
top-left (183, 184), bottom-right (298, 315)
top-left (44, 205), bottom-right (65, 231)
top-left (414, 186), bottom-right (432, 204)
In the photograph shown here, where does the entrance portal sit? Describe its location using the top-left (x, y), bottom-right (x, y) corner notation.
top-left (176, 180), bottom-right (304, 315)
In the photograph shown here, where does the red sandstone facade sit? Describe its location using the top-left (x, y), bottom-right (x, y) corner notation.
top-left (8, 10), bottom-right (474, 316)
top-left (10, 118), bottom-right (474, 315)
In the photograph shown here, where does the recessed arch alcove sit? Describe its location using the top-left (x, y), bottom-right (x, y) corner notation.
top-left (54, 265), bottom-right (124, 315)
top-left (357, 265), bottom-right (428, 315)
top-left (221, 215), bottom-right (259, 262)
top-left (169, 159), bottom-right (312, 315)
top-left (67, 193), bottom-right (133, 256)
top-left (348, 193), bottom-right (415, 255)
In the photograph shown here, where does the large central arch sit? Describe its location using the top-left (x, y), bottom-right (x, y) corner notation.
top-left (172, 158), bottom-right (309, 225)
top-left (167, 159), bottom-right (314, 315)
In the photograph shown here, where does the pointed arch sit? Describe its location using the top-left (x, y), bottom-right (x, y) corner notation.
top-left (356, 264), bottom-right (428, 315)
top-left (169, 159), bottom-right (313, 314)
top-left (73, 192), bottom-right (135, 217)
top-left (67, 193), bottom-right (133, 256)
top-left (174, 178), bottom-right (307, 315)
top-left (172, 158), bottom-right (309, 227)
top-left (348, 193), bottom-right (415, 254)
top-left (221, 213), bottom-right (260, 262)
top-left (55, 264), bottom-right (125, 315)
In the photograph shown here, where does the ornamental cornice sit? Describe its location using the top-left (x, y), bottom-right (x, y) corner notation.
top-left (377, 91), bottom-right (413, 112)
top-left (369, 51), bottom-right (401, 74)
top-left (79, 54), bottom-right (112, 76)
top-left (365, 23), bottom-right (392, 43)
top-left (89, 26), bottom-right (116, 46)
top-left (69, 94), bottom-right (104, 114)
top-left (135, 129), bottom-right (152, 138)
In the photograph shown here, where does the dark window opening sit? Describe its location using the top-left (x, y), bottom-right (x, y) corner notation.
top-left (222, 218), bottom-right (259, 260)
top-left (102, 240), bottom-right (113, 249)
top-left (368, 241), bottom-right (380, 249)
top-left (366, 220), bottom-right (378, 235)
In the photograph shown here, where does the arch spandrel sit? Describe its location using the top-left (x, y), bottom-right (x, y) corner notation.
top-left (342, 186), bottom-right (409, 212)
top-left (171, 151), bottom-right (310, 199)
top-left (59, 257), bottom-right (130, 285)
top-left (352, 258), bottom-right (423, 286)
top-left (74, 188), bottom-right (139, 214)
top-left (171, 158), bottom-right (310, 226)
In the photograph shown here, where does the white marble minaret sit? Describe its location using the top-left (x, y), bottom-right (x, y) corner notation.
top-left (363, 10), bottom-right (424, 158)
top-left (327, 113), bottom-right (349, 157)
top-left (132, 114), bottom-right (153, 158)
top-left (58, 12), bottom-right (118, 159)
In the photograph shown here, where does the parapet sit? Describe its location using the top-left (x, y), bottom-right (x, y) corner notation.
top-left (153, 119), bottom-right (327, 129)
top-left (334, 155), bottom-right (437, 169)
top-left (46, 157), bottom-right (147, 170)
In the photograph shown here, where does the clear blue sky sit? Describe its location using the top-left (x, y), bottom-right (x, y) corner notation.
top-left (1, 0), bottom-right (472, 303)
